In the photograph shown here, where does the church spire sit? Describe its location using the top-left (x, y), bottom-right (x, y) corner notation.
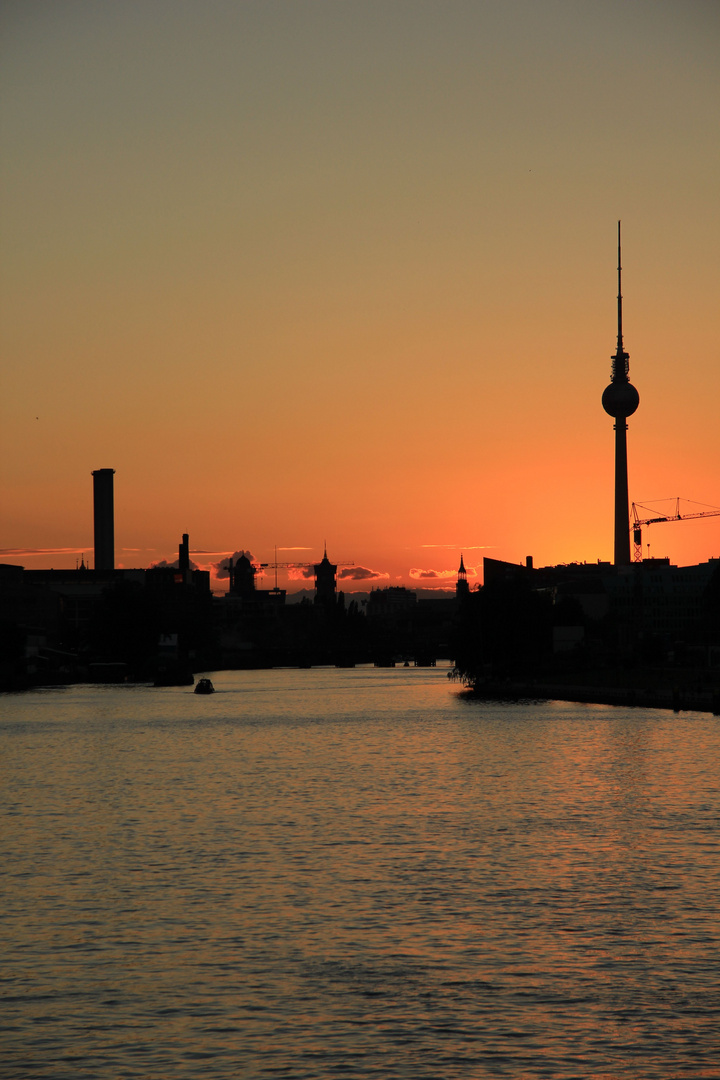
top-left (456, 553), bottom-right (469, 599)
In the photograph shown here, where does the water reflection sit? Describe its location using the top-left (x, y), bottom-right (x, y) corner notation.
top-left (2, 668), bottom-right (719, 1078)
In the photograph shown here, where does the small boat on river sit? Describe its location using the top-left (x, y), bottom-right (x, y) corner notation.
top-left (194, 678), bottom-right (215, 695)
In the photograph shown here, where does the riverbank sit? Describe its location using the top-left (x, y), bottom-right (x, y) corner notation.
top-left (464, 680), bottom-right (720, 715)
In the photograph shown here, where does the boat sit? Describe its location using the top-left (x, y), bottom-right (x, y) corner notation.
top-left (194, 678), bottom-right (215, 695)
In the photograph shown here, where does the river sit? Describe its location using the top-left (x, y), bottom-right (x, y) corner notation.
top-left (2, 666), bottom-right (719, 1078)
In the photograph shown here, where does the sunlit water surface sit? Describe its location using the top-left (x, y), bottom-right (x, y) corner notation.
top-left (2, 667), bottom-right (719, 1078)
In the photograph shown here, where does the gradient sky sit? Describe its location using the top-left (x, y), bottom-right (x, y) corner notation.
top-left (2, 0), bottom-right (718, 592)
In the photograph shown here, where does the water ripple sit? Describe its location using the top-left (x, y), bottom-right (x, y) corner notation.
top-left (2, 668), bottom-right (719, 1077)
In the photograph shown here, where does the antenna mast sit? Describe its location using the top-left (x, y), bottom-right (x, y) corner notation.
top-left (612, 221), bottom-right (629, 381)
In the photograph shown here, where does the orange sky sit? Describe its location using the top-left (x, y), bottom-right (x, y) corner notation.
top-left (1, 1), bottom-right (718, 592)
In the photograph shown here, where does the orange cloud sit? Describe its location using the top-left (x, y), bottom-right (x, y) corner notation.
top-left (0, 547), bottom-right (89, 556)
top-left (149, 557), bottom-right (199, 570)
top-left (419, 545), bottom-right (492, 550)
top-left (339, 566), bottom-right (389, 582)
top-left (410, 566), bottom-right (477, 579)
top-left (287, 566), bottom-right (315, 580)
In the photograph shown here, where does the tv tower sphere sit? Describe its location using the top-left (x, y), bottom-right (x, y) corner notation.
top-left (602, 379), bottom-right (639, 419)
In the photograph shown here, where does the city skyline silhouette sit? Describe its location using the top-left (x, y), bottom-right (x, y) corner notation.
top-left (2, 2), bottom-right (718, 587)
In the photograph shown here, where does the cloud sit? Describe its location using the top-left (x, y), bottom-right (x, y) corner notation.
top-left (286, 563), bottom-right (390, 583)
top-left (287, 566), bottom-right (315, 580)
top-left (410, 568), bottom-right (456, 580)
top-left (277, 546), bottom-right (313, 551)
top-left (339, 566), bottom-right (389, 581)
top-left (212, 550), bottom-right (255, 579)
top-left (410, 566), bottom-right (478, 580)
top-left (149, 557), bottom-right (199, 571)
top-left (0, 546), bottom-right (89, 556)
top-left (419, 544), bottom-right (493, 550)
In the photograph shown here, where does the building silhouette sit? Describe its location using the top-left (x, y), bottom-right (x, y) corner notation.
top-left (0, 472), bottom-right (213, 686)
top-left (228, 554), bottom-right (257, 598)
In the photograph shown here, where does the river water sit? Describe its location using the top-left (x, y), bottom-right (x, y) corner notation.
top-left (2, 667), bottom-right (719, 1078)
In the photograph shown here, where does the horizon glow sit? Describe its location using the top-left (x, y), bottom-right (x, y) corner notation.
top-left (2, 1), bottom-right (719, 583)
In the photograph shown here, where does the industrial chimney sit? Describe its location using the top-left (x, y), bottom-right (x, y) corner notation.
top-left (179, 533), bottom-right (190, 574)
top-left (92, 469), bottom-right (115, 570)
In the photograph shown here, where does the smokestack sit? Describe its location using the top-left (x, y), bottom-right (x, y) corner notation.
top-left (179, 533), bottom-right (189, 573)
top-left (92, 469), bottom-right (115, 570)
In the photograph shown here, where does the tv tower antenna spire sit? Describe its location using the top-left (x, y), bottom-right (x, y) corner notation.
top-left (612, 221), bottom-right (629, 381)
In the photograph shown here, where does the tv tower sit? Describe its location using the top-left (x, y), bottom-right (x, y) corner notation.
top-left (602, 222), bottom-right (639, 566)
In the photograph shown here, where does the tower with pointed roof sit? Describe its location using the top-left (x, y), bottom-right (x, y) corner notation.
top-left (314, 545), bottom-right (338, 608)
top-left (456, 554), bottom-right (470, 599)
top-left (602, 222), bottom-right (640, 566)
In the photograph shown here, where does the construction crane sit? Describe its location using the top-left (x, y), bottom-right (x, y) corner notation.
top-left (265, 547), bottom-right (354, 591)
top-left (265, 552), bottom-right (311, 593)
top-left (631, 498), bottom-right (720, 562)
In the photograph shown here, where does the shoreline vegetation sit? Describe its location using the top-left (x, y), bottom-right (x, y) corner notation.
top-left (459, 680), bottom-right (720, 716)
top-left (452, 662), bottom-right (720, 715)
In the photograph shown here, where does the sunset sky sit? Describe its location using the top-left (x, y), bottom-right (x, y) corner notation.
top-left (2, 0), bottom-right (718, 592)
